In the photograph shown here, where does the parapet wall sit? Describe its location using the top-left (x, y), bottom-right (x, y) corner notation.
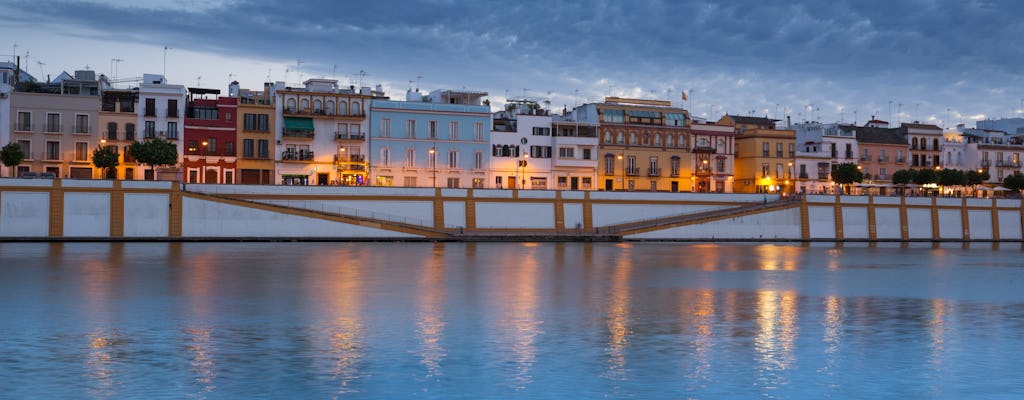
top-left (1, 178), bottom-right (1021, 241)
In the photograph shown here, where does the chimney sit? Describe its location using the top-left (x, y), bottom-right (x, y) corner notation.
top-left (786, 115), bottom-right (791, 129)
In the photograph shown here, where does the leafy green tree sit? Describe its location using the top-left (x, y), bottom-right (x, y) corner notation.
top-left (967, 169), bottom-right (990, 186)
top-left (92, 146), bottom-right (120, 179)
top-left (1003, 172), bottom-right (1024, 192)
top-left (129, 138), bottom-right (178, 180)
top-left (912, 168), bottom-right (937, 185)
top-left (1, 142), bottom-right (25, 177)
top-left (937, 168), bottom-right (967, 187)
top-left (830, 163), bottom-right (863, 194)
top-left (891, 169), bottom-right (917, 185)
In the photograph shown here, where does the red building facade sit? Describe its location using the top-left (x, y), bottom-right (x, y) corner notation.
top-left (183, 88), bottom-right (238, 183)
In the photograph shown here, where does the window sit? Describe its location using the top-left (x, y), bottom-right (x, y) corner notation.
top-left (496, 176), bottom-right (503, 187)
top-left (257, 140), bottom-right (269, 159)
top-left (145, 98), bottom-right (156, 116)
top-left (17, 112), bottom-right (31, 131)
top-left (776, 163), bottom-right (783, 179)
top-left (207, 138), bottom-right (217, 153)
top-left (762, 142), bottom-right (769, 157)
top-left (74, 114), bottom-right (89, 134)
top-left (123, 145), bottom-right (135, 163)
top-left (474, 151), bottom-right (483, 169)
top-left (243, 139), bottom-right (255, 158)
top-left (666, 113), bottom-right (687, 126)
top-left (189, 107), bottom-right (217, 120)
top-left (530, 177), bottom-right (547, 189)
top-left (716, 159), bottom-right (725, 173)
top-left (762, 163), bottom-right (769, 178)
top-left (167, 122), bottom-right (178, 139)
top-left (654, 135), bottom-right (661, 146)
top-left (107, 122), bottom-right (118, 140)
top-left (381, 118), bottom-right (391, 137)
top-left (582, 148), bottom-right (592, 160)
top-left (603, 109), bottom-right (624, 123)
top-left (352, 102), bottom-right (361, 115)
top-left (167, 99), bottom-right (178, 117)
top-left (446, 177), bottom-right (460, 188)
top-left (671, 157), bottom-right (680, 175)
top-left (244, 114), bottom-right (269, 131)
top-left (629, 133), bottom-right (637, 145)
top-left (559, 147), bottom-right (575, 158)
top-left (429, 120), bottom-right (438, 139)
top-left (380, 147), bottom-right (391, 166)
top-left (125, 123), bottom-right (136, 141)
top-left (46, 113), bottom-right (60, 133)
top-left (75, 142), bottom-right (88, 161)
top-left (225, 112), bottom-right (232, 122)
top-left (17, 140), bottom-right (31, 159)
top-left (472, 178), bottom-right (484, 188)
top-left (616, 132), bottom-right (624, 144)
top-left (530, 146), bottom-right (552, 158)
top-left (605, 154), bottom-right (615, 174)
top-left (449, 121), bottom-right (458, 140)
top-left (776, 143), bottom-right (783, 158)
top-left (788, 143), bottom-right (795, 157)
top-left (403, 176), bottom-right (417, 187)
top-left (46, 141), bottom-right (60, 160)
top-left (448, 150), bottom-right (458, 168)
top-left (532, 127), bottom-right (551, 136)
top-left (145, 121), bottom-right (156, 138)
top-left (406, 148), bottom-right (416, 166)
top-left (604, 132), bottom-right (612, 143)
top-left (407, 120), bottom-right (416, 138)
top-left (474, 122), bottom-right (484, 141)
top-left (225, 141), bottom-right (235, 156)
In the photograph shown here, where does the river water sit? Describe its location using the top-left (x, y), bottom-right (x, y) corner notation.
top-left (1, 242), bottom-right (1023, 399)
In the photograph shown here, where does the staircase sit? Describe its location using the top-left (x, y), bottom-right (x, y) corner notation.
top-left (601, 195), bottom-right (802, 236)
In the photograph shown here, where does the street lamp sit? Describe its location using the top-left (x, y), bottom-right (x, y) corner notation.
top-left (428, 146), bottom-right (436, 188)
top-left (617, 153), bottom-right (624, 191)
top-left (201, 140), bottom-right (208, 183)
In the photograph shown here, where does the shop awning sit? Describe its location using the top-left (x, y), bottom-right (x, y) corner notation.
top-left (283, 117), bottom-right (314, 131)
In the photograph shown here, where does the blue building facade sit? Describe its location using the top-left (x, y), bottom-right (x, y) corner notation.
top-left (368, 89), bottom-right (492, 188)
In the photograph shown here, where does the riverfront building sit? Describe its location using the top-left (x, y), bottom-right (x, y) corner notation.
top-left (368, 88), bottom-right (491, 188)
top-left (9, 70), bottom-right (100, 179)
top-left (688, 121), bottom-right (735, 192)
top-left (589, 97), bottom-right (693, 192)
top-left (961, 128), bottom-right (1024, 183)
top-left (490, 99), bottom-right (553, 189)
top-left (902, 122), bottom-right (944, 169)
top-left (98, 86), bottom-right (139, 179)
top-left (721, 115), bottom-right (796, 193)
top-left (551, 107), bottom-right (600, 190)
top-left (855, 125), bottom-right (908, 187)
top-left (275, 79), bottom-right (376, 186)
top-left (183, 88), bottom-right (237, 184)
top-left (137, 74), bottom-right (186, 181)
top-left (234, 82), bottom-right (276, 184)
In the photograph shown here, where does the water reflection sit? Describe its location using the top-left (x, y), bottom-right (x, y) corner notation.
top-left (494, 243), bottom-right (542, 390)
top-left (604, 243), bottom-right (633, 382)
top-left (416, 244), bottom-right (447, 379)
top-left (85, 329), bottom-right (124, 399)
top-left (317, 248), bottom-right (365, 395)
top-left (754, 290), bottom-right (798, 394)
top-left (680, 289), bottom-right (716, 391)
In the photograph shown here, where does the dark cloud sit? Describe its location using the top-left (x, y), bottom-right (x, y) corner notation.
top-left (4, 0), bottom-right (1023, 122)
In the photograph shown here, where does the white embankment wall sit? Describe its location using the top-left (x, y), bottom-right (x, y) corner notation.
top-left (1, 178), bottom-right (1022, 241)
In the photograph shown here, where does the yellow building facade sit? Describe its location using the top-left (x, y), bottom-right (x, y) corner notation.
top-left (720, 115), bottom-right (796, 194)
top-left (596, 97), bottom-right (693, 192)
top-left (236, 84), bottom-right (276, 184)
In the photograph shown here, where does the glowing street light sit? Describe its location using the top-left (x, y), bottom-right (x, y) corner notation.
top-left (428, 146), bottom-right (436, 188)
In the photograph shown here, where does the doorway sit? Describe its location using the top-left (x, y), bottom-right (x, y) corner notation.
top-left (205, 169), bottom-right (218, 183)
top-left (605, 179), bottom-right (613, 191)
top-left (318, 173), bottom-right (329, 185)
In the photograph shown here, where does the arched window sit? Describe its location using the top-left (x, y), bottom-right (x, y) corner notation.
top-left (654, 134), bottom-right (661, 146)
top-left (643, 133), bottom-right (650, 145)
top-left (616, 132), bottom-right (624, 144)
top-left (286, 98), bottom-right (296, 111)
top-left (604, 154), bottom-right (616, 174)
top-left (107, 122), bottom-right (117, 139)
top-left (912, 137), bottom-right (918, 149)
top-left (699, 138), bottom-right (709, 148)
top-left (313, 99), bottom-right (322, 114)
top-left (300, 98), bottom-right (310, 111)
top-left (933, 138), bottom-right (939, 151)
top-left (339, 101), bottom-right (348, 115)
top-left (604, 131), bottom-right (612, 143)
top-left (352, 102), bottom-right (361, 115)
top-left (502, 144), bottom-right (510, 157)
top-left (326, 100), bottom-right (335, 115)
top-left (629, 133), bottom-right (637, 145)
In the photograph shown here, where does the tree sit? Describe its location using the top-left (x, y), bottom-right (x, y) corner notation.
top-left (92, 146), bottom-right (120, 179)
top-left (1, 142), bottom-right (25, 177)
top-left (830, 163), bottom-right (863, 194)
top-left (892, 169), bottom-right (917, 185)
top-left (912, 168), bottom-right (937, 185)
top-left (937, 168), bottom-right (967, 187)
top-left (967, 170), bottom-right (990, 186)
top-left (129, 138), bottom-right (178, 180)
top-left (1003, 172), bottom-right (1024, 192)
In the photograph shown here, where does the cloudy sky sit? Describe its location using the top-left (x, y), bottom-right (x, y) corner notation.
top-left (3, 0), bottom-right (1022, 127)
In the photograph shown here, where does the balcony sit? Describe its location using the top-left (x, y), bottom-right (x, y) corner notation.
top-left (15, 123), bottom-right (33, 132)
top-left (144, 129), bottom-right (157, 139)
top-left (145, 108), bottom-right (156, 117)
top-left (105, 131), bottom-right (118, 141)
top-left (799, 172), bottom-right (809, 179)
top-left (625, 166), bottom-right (640, 176)
top-left (126, 130), bottom-right (136, 141)
top-left (44, 124), bottom-right (62, 133)
top-left (670, 170), bottom-right (680, 177)
top-left (165, 130), bottom-right (178, 140)
top-left (896, 157), bottom-right (906, 164)
top-left (282, 129), bottom-right (315, 139)
top-left (845, 151), bottom-right (854, 159)
top-left (981, 160), bottom-right (991, 167)
top-left (878, 156), bottom-right (888, 163)
top-left (167, 109), bottom-right (178, 118)
top-left (282, 150), bottom-right (314, 161)
top-left (335, 154), bottom-right (366, 163)
top-left (72, 125), bottom-right (90, 134)
top-left (860, 155), bottom-right (870, 161)
top-left (335, 132), bottom-right (366, 141)
top-left (647, 167), bottom-right (662, 177)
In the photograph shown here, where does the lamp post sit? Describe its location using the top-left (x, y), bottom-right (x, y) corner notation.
top-left (200, 140), bottom-right (208, 184)
top-left (428, 146), bottom-right (436, 188)
top-left (617, 153), bottom-right (624, 191)
top-left (521, 153), bottom-right (529, 189)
